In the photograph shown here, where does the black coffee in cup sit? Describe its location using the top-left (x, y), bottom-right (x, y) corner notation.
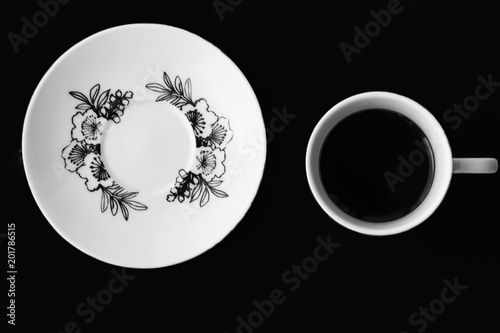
top-left (319, 109), bottom-right (435, 222)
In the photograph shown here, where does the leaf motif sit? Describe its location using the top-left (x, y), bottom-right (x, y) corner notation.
top-left (200, 186), bottom-right (210, 207)
top-left (90, 84), bottom-right (100, 103)
top-left (163, 72), bottom-right (173, 89)
top-left (170, 97), bottom-right (188, 107)
top-left (122, 191), bottom-right (138, 199)
top-left (114, 186), bottom-right (125, 196)
top-left (126, 200), bottom-right (148, 211)
top-left (120, 204), bottom-right (130, 221)
top-left (207, 180), bottom-right (223, 187)
top-left (174, 76), bottom-right (183, 95)
top-left (190, 182), bottom-right (203, 203)
top-left (156, 94), bottom-right (170, 102)
top-left (76, 103), bottom-right (91, 110)
top-left (97, 89), bottom-right (110, 109)
top-left (110, 197), bottom-right (118, 216)
top-left (209, 187), bottom-right (228, 198)
top-left (107, 183), bottom-right (119, 191)
top-left (99, 182), bottom-right (147, 219)
top-left (69, 91), bottom-right (89, 103)
top-left (101, 189), bottom-right (109, 213)
top-left (185, 78), bottom-right (192, 101)
top-left (165, 95), bottom-right (183, 106)
top-left (146, 83), bottom-right (168, 93)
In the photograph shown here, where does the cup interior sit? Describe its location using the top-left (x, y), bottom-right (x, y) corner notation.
top-left (306, 92), bottom-right (453, 235)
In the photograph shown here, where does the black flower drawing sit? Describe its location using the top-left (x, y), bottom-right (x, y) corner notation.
top-left (62, 84), bottom-right (147, 220)
top-left (146, 72), bottom-right (233, 207)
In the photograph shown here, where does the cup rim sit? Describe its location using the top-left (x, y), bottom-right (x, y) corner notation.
top-left (306, 91), bottom-right (453, 235)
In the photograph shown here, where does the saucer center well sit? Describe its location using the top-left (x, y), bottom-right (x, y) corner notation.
top-left (101, 101), bottom-right (195, 195)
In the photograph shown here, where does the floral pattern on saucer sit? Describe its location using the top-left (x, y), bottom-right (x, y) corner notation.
top-left (146, 72), bottom-right (233, 207)
top-left (62, 84), bottom-right (147, 220)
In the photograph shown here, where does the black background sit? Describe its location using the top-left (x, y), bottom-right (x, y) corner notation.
top-left (5, 0), bottom-right (499, 332)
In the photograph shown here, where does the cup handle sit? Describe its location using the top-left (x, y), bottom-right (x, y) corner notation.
top-left (452, 158), bottom-right (498, 174)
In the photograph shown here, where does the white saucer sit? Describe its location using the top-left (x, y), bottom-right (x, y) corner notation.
top-left (22, 24), bottom-right (266, 268)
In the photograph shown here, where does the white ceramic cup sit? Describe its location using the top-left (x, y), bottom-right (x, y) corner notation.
top-left (306, 92), bottom-right (498, 236)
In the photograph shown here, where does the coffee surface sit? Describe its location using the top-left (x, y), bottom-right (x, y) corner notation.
top-left (319, 109), bottom-right (434, 222)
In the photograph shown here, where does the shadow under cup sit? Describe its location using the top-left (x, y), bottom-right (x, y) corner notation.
top-left (318, 109), bottom-right (435, 223)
